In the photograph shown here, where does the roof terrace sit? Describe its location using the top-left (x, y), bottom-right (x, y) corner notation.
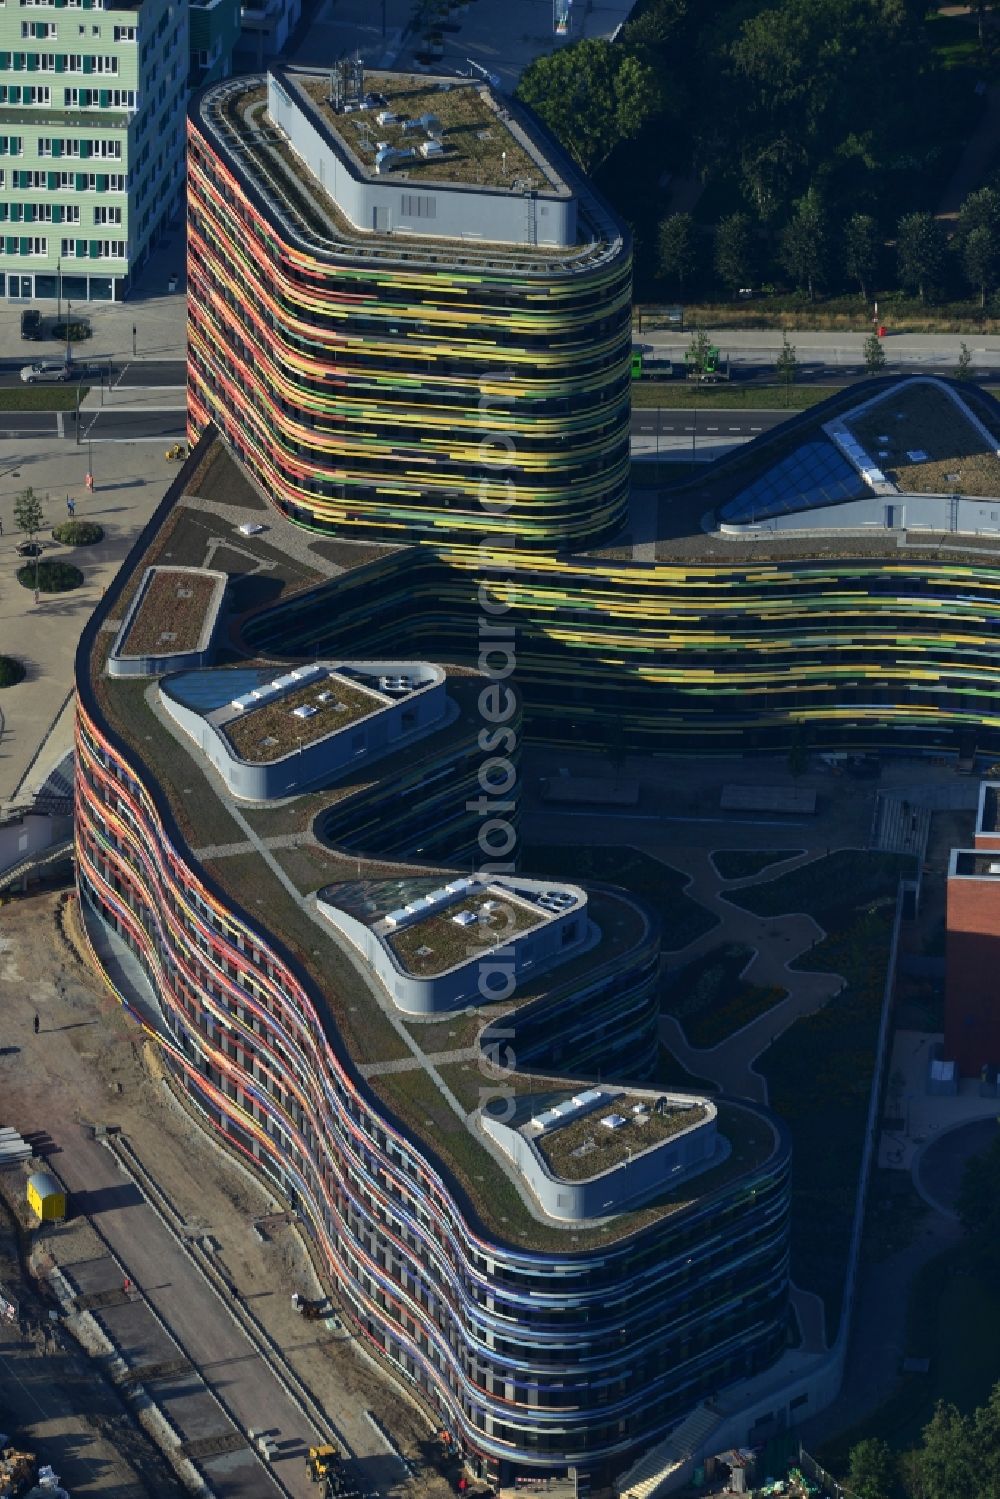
top-left (221, 669), bottom-right (387, 763)
top-left (110, 566), bottom-right (227, 678)
top-left (292, 70), bottom-right (557, 193)
top-left (381, 880), bottom-right (561, 978)
top-left (317, 874), bottom-right (588, 1012)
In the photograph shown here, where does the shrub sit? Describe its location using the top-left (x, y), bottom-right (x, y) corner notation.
top-left (0, 656), bottom-right (25, 687)
top-left (51, 520), bottom-right (104, 546)
top-left (16, 559), bottom-right (83, 592)
top-left (51, 319), bottom-right (90, 342)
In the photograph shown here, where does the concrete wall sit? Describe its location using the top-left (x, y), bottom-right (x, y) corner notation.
top-left (720, 491), bottom-right (1000, 540)
top-left (0, 811), bottom-right (72, 875)
top-left (109, 567), bottom-right (227, 679)
top-left (267, 70), bottom-right (576, 249)
top-left (161, 663), bottom-right (448, 801)
top-left (316, 877), bottom-right (589, 1015)
top-left (481, 1101), bottom-right (722, 1221)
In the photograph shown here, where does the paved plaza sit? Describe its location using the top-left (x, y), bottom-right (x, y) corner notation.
top-left (0, 441), bottom-right (172, 807)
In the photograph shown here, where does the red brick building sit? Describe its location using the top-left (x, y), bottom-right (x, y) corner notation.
top-left (945, 783), bottom-right (1000, 1075)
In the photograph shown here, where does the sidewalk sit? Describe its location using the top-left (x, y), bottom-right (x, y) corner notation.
top-left (1, 218), bottom-right (187, 363)
top-left (641, 328), bottom-right (1000, 359)
top-left (0, 441), bottom-right (172, 806)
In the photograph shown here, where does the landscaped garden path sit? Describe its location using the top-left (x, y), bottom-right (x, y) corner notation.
top-left (655, 843), bottom-right (870, 1356)
top-left (657, 845), bottom-right (845, 1100)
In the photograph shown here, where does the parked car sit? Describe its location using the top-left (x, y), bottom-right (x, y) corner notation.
top-left (19, 362), bottom-right (72, 384)
top-left (238, 521), bottom-right (267, 536)
top-left (20, 309), bottom-right (42, 340)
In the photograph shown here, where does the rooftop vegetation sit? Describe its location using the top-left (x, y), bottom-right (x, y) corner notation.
top-left (119, 570), bottom-right (221, 657)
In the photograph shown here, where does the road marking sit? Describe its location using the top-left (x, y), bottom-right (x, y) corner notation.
top-left (706, 426), bottom-right (718, 431)
top-left (751, 425), bottom-right (762, 431)
top-left (544, 810), bottom-right (811, 826)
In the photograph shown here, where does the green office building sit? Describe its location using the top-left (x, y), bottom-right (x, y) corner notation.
top-left (0, 0), bottom-right (189, 300)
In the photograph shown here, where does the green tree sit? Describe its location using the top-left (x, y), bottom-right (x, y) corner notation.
top-left (957, 186), bottom-right (1000, 245)
top-left (13, 485), bottom-right (43, 542)
top-left (779, 188), bottom-right (827, 300)
top-left (847, 1437), bottom-right (896, 1499)
top-left (963, 225), bottom-right (999, 308)
top-left (657, 213), bottom-right (698, 293)
top-left (896, 212), bottom-right (947, 303)
top-left (956, 341), bottom-right (973, 381)
top-left (971, 1382), bottom-right (1000, 1495)
top-left (686, 327), bottom-right (712, 379)
top-left (714, 213), bottom-right (758, 295)
top-left (843, 213), bottom-right (879, 302)
top-left (910, 1402), bottom-right (976, 1499)
top-left (864, 332), bottom-right (886, 375)
top-left (515, 39), bottom-right (660, 176)
top-left (14, 485), bottom-right (45, 598)
top-left (775, 333), bottom-right (797, 405)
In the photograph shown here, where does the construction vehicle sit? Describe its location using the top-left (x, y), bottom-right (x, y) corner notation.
top-left (292, 1291), bottom-right (327, 1321)
top-left (630, 346), bottom-right (673, 381)
top-left (307, 1445), bottom-right (340, 1483)
top-left (306, 1443), bottom-right (364, 1499)
top-left (684, 344), bottom-right (729, 382)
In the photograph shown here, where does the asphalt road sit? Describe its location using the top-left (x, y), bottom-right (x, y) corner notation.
top-left (0, 408), bottom-right (186, 440)
top-left (0, 406), bottom-right (782, 444)
top-left (0, 358), bottom-right (186, 388)
top-left (630, 408), bottom-right (789, 439)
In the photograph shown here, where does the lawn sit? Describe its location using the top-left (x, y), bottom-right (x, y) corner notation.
top-left (726, 849), bottom-right (912, 923)
top-left (759, 901), bottom-right (899, 1337)
top-left (521, 844), bottom-right (718, 952)
top-left (0, 385), bottom-right (90, 410)
top-left (710, 849), bottom-right (802, 881)
top-left (630, 383), bottom-right (838, 410)
top-left (843, 381), bottom-right (1000, 496)
top-left (655, 1043), bottom-right (718, 1094)
top-left (662, 943), bottom-right (786, 1049)
top-left (819, 1247), bottom-right (1000, 1474)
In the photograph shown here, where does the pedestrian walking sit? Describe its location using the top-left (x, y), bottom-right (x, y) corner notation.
top-left (33, 1014), bottom-right (39, 1035)
top-left (122, 1276), bottom-right (132, 1296)
top-left (66, 496), bottom-right (75, 517)
top-left (0, 518), bottom-right (4, 536)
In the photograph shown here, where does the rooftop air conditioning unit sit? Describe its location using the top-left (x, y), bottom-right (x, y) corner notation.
top-left (376, 110), bottom-right (397, 125)
top-left (452, 910), bottom-right (477, 927)
top-left (419, 138), bottom-right (444, 158)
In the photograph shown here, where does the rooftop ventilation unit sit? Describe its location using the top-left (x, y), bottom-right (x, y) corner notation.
top-left (419, 138), bottom-right (444, 159)
top-left (600, 1114), bottom-right (627, 1130)
top-left (376, 109), bottom-right (397, 126)
top-left (375, 145), bottom-right (414, 174)
top-left (452, 910), bottom-right (477, 927)
top-left (292, 704), bottom-right (318, 719)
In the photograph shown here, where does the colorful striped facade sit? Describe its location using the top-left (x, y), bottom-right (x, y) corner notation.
top-left (243, 547), bottom-right (1000, 755)
top-left (184, 77), bottom-right (632, 548)
top-left (74, 471), bottom-right (794, 1483)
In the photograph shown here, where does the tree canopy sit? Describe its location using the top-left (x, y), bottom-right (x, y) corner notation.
top-left (515, 38), bottom-right (660, 176)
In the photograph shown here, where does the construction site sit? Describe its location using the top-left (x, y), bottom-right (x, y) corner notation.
top-left (0, 885), bottom-right (466, 1499)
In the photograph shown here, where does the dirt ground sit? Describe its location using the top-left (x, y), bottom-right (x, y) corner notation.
top-left (0, 886), bottom-right (456, 1499)
top-left (0, 1191), bottom-right (185, 1498)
